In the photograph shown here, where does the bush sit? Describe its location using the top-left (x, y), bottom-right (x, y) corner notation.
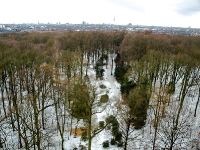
top-left (100, 94), bottom-right (109, 103)
top-left (112, 126), bottom-right (119, 136)
top-left (100, 84), bottom-right (106, 89)
top-left (106, 125), bottom-right (111, 130)
top-left (79, 145), bottom-right (86, 150)
top-left (81, 131), bottom-right (87, 141)
top-left (117, 141), bottom-right (123, 147)
top-left (114, 131), bottom-right (122, 141)
top-left (95, 66), bottom-right (105, 77)
top-left (110, 138), bottom-right (116, 145)
top-left (106, 115), bottom-right (116, 124)
top-left (99, 69), bottom-right (105, 76)
top-left (99, 121), bottom-right (104, 128)
top-left (102, 140), bottom-right (109, 148)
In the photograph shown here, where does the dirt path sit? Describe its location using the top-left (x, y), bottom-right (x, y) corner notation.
top-left (105, 54), bottom-right (121, 102)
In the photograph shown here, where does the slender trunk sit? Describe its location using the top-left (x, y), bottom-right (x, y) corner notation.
top-left (42, 93), bottom-right (45, 129)
top-left (13, 95), bottom-right (23, 148)
top-left (92, 50), bottom-right (95, 64)
top-left (194, 87), bottom-right (200, 117)
top-left (106, 50), bottom-right (108, 69)
top-left (5, 83), bottom-right (15, 130)
top-left (23, 126), bottom-right (29, 150)
top-left (88, 108), bottom-right (92, 150)
top-left (33, 101), bottom-right (41, 150)
top-left (61, 135), bottom-right (64, 150)
top-left (124, 120), bottom-right (130, 150)
top-left (30, 112), bottom-right (36, 150)
top-left (97, 50), bottom-right (99, 58)
top-left (153, 96), bottom-right (161, 150)
top-left (80, 52), bottom-right (84, 82)
top-left (54, 91), bottom-right (66, 150)
top-left (1, 90), bottom-right (7, 117)
top-left (86, 53), bottom-right (90, 76)
top-left (61, 106), bottom-right (66, 150)
top-left (32, 82), bottom-right (41, 150)
top-left (1, 72), bottom-right (7, 117)
top-left (10, 75), bottom-right (23, 148)
top-left (0, 138), bottom-right (3, 148)
top-left (169, 130), bottom-right (174, 150)
top-left (175, 72), bottom-right (189, 129)
top-left (111, 58), bottom-right (113, 75)
top-left (152, 123), bottom-right (158, 150)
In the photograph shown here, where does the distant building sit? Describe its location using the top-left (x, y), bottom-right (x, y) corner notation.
top-left (0, 24), bottom-right (5, 29)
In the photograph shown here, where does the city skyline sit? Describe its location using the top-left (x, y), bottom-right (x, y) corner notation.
top-left (1, 0), bottom-right (200, 28)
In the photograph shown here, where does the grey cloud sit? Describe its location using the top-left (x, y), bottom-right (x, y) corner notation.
top-left (176, 0), bottom-right (200, 15)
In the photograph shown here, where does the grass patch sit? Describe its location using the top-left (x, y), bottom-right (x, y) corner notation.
top-left (100, 94), bottom-right (109, 103)
top-left (100, 84), bottom-right (106, 89)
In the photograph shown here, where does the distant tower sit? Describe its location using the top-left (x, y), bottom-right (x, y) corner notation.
top-left (113, 17), bottom-right (115, 25)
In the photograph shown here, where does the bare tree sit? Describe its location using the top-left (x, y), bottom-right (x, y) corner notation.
top-left (156, 101), bottom-right (196, 150)
top-left (115, 100), bottom-right (141, 150)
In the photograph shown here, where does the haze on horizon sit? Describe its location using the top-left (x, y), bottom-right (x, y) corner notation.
top-left (1, 0), bottom-right (200, 28)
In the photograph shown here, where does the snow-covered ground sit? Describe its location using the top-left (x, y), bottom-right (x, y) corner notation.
top-left (64, 55), bottom-right (123, 150)
top-left (1, 54), bottom-right (200, 150)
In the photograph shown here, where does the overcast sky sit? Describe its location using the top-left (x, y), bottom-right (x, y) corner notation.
top-left (1, 0), bottom-right (200, 28)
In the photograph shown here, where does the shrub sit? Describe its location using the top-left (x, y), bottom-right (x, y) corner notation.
top-left (106, 115), bottom-right (116, 124)
top-left (117, 141), bottom-right (123, 147)
top-left (81, 131), bottom-right (87, 141)
top-left (110, 138), bottom-right (116, 145)
top-left (79, 145), bottom-right (86, 150)
top-left (95, 66), bottom-right (105, 78)
top-left (99, 69), bottom-right (105, 76)
top-left (106, 125), bottom-right (111, 130)
top-left (100, 84), bottom-right (106, 89)
top-left (114, 131), bottom-right (122, 141)
top-left (99, 121), bottom-right (104, 128)
top-left (112, 126), bottom-right (119, 136)
top-left (100, 94), bottom-right (109, 103)
top-left (102, 140), bottom-right (109, 148)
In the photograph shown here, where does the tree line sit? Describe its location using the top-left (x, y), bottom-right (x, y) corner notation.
top-left (0, 31), bottom-right (125, 150)
top-left (115, 32), bottom-right (200, 149)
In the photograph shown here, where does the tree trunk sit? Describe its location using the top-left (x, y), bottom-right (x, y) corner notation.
top-left (88, 111), bottom-right (92, 150)
top-left (32, 83), bottom-right (41, 150)
top-left (111, 58), bottom-right (113, 75)
top-left (124, 120), bottom-right (130, 150)
top-left (194, 87), bottom-right (200, 117)
top-left (42, 92), bottom-right (45, 129)
top-left (86, 53), bottom-right (90, 76)
top-left (80, 52), bottom-right (84, 82)
top-left (1, 90), bottom-right (7, 117)
top-left (10, 75), bottom-right (23, 148)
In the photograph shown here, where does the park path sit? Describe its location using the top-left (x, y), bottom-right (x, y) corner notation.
top-left (105, 54), bottom-right (121, 102)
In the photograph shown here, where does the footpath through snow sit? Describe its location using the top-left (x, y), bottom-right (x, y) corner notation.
top-left (91, 55), bottom-right (122, 150)
top-left (65, 55), bottom-right (122, 150)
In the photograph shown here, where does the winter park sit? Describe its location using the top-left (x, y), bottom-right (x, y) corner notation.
top-left (0, 31), bottom-right (200, 150)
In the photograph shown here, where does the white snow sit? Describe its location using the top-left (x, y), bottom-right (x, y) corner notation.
top-left (1, 54), bottom-right (200, 150)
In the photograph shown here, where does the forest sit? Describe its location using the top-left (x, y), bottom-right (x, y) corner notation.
top-left (0, 31), bottom-right (200, 150)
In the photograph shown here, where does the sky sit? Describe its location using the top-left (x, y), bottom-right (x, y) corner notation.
top-left (1, 0), bottom-right (200, 28)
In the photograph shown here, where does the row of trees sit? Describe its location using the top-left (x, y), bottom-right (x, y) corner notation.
top-left (115, 32), bottom-right (200, 149)
top-left (1, 31), bottom-right (200, 149)
top-left (0, 31), bottom-right (126, 150)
